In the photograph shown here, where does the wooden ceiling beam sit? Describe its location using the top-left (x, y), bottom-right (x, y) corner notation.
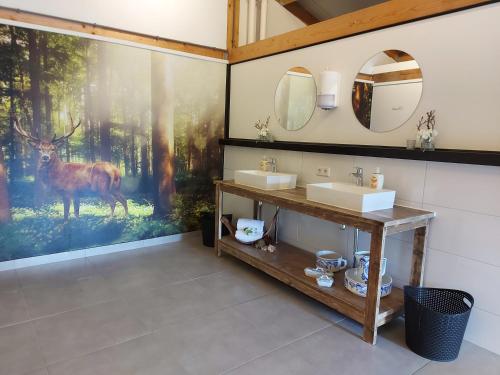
top-left (384, 49), bottom-right (414, 62)
top-left (277, 0), bottom-right (297, 5)
top-left (282, 1), bottom-right (319, 25)
top-left (373, 68), bottom-right (422, 83)
top-left (355, 68), bottom-right (422, 83)
top-left (227, 0), bottom-right (240, 52)
top-left (229, 0), bottom-right (496, 64)
top-left (288, 66), bottom-right (311, 74)
top-left (0, 6), bottom-right (226, 60)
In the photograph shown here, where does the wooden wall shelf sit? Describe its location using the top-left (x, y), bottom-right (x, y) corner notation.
top-left (220, 138), bottom-right (500, 167)
top-left (214, 180), bottom-right (435, 344)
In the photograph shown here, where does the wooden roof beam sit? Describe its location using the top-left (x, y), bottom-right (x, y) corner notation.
top-left (278, 0), bottom-right (319, 25)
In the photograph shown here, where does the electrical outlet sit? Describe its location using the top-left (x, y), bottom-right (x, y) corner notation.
top-left (316, 167), bottom-right (331, 177)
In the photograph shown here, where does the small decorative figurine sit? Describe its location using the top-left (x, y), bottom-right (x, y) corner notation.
top-left (416, 110), bottom-right (437, 151)
top-left (254, 116), bottom-right (273, 142)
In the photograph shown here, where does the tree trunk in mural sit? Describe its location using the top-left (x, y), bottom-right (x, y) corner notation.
top-left (0, 150), bottom-right (11, 223)
top-left (27, 30), bottom-right (42, 138)
top-left (7, 26), bottom-right (21, 181)
top-left (40, 33), bottom-right (53, 137)
top-left (98, 43), bottom-right (112, 162)
top-left (130, 123), bottom-right (137, 177)
top-left (140, 130), bottom-right (150, 193)
top-left (151, 53), bottom-right (175, 217)
top-left (27, 29), bottom-right (44, 207)
top-left (83, 40), bottom-right (96, 163)
top-left (123, 138), bottom-right (130, 176)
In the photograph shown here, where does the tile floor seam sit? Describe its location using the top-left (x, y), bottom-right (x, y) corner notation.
top-left (227, 297), bottom-right (334, 334)
top-left (218, 324), bottom-right (333, 375)
top-left (29, 318), bottom-right (52, 371)
top-left (271, 290), bottom-right (348, 325)
top-left (18, 283), bottom-right (32, 323)
top-left (411, 359), bottom-right (432, 374)
top-left (36, 288), bottom-right (277, 369)
top-left (40, 299), bottom-right (227, 368)
top-left (16, 271), bottom-right (243, 367)
top-left (40, 327), bottom-right (153, 369)
top-left (3, 268), bottom-right (344, 335)
top-left (8, 269), bottom-right (230, 328)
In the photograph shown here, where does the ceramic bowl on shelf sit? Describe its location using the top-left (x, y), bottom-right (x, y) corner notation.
top-left (344, 268), bottom-right (392, 298)
top-left (316, 250), bottom-right (347, 273)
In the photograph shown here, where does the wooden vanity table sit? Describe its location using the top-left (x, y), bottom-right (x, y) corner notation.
top-left (214, 180), bottom-right (435, 345)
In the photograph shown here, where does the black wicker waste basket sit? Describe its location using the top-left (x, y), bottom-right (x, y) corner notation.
top-left (404, 286), bottom-right (474, 362)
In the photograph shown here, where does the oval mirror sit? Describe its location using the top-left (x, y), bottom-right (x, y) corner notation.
top-left (352, 50), bottom-right (423, 132)
top-left (275, 66), bottom-right (317, 131)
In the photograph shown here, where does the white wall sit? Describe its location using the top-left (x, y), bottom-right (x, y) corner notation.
top-left (265, 0), bottom-right (305, 39)
top-left (239, 0), bottom-right (305, 45)
top-left (226, 3), bottom-right (500, 355)
top-left (0, 0), bottom-right (228, 49)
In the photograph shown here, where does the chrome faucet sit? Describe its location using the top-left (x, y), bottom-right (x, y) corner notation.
top-left (269, 157), bottom-right (277, 173)
top-left (351, 167), bottom-right (363, 186)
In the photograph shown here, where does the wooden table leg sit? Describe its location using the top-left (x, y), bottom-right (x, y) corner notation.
top-left (363, 226), bottom-right (387, 344)
top-left (274, 206), bottom-right (280, 245)
top-left (410, 224), bottom-right (429, 286)
top-left (214, 183), bottom-right (223, 256)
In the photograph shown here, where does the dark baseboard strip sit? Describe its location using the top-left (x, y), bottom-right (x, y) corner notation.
top-left (220, 138), bottom-right (500, 167)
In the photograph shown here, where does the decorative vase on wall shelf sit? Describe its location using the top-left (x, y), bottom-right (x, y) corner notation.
top-left (258, 133), bottom-right (274, 142)
top-left (255, 116), bottom-right (274, 142)
top-left (416, 110), bottom-right (437, 152)
top-left (420, 139), bottom-right (435, 151)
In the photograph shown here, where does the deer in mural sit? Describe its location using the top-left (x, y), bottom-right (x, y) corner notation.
top-left (14, 115), bottom-right (128, 220)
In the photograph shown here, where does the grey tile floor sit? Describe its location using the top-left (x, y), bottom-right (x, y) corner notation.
top-left (0, 234), bottom-right (499, 375)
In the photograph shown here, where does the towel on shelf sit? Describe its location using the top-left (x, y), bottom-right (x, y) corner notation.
top-left (236, 218), bottom-right (265, 233)
top-left (235, 229), bottom-right (263, 244)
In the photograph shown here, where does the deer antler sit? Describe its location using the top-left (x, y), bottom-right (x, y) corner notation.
top-left (52, 113), bottom-right (81, 145)
top-left (13, 116), bottom-right (41, 145)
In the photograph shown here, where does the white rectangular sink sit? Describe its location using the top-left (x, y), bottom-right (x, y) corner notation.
top-left (234, 170), bottom-right (297, 190)
top-left (306, 182), bottom-right (396, 212)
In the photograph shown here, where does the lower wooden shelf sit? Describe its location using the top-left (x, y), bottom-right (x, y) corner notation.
top-left (218, 237), bottom-right (404, 326)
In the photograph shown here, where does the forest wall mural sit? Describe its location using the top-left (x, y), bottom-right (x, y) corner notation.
top-left (0, 24), bottom-right (226, 262)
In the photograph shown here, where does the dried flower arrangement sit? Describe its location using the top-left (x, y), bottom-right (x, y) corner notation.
top-left (417, 110), bottom-right (437, 150)
top-left (254, 116), bottom-right (273, 142)
top-left (417, 110), bottom-right (437, 141)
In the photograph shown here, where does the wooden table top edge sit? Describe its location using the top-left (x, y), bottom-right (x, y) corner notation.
top-left (215, 180), bottom-right (435, 228)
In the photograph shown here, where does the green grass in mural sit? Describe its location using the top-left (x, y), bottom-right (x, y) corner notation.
top-left (0, 198), bottom-right (184, 262)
